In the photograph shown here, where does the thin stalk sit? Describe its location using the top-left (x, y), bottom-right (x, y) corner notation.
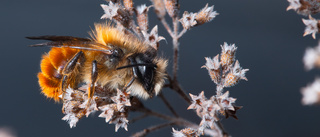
top-left (159, 93), bottom-right (179, 117)
top-left (131, 122), bottom-right (175, 137)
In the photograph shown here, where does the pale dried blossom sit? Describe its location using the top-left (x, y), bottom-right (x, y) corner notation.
top-left (195, 4), bottom-right (218, 26)
top-left (110, 89), bottom-right (131, 112)
top-left (188, 91), bottom-right (206, 111)
top-left (137, 4), bottom-right (151, 31)
top-left (60, 88), bottom-right (86, 128)
top-left (303, 42), bottom-right (320, 70)
top-left (97, 89), bottom-right (130, 131)
top-left (164, 0), bottom-right (179, 18)
top-left (101, 2), bottom-right (132, 28)
top-left (151, 0), bottom-right (166, 18)
top-left (62, 113), bottom-right (80, 128)
top-left (172, 128), bottom-right (198, 137)
top-left (101, 2), bottom-right (120, 20)
top-left (78, 98), bottom-right (98, 117)
top-left (224, 60), bottom-right (249, 87)
top-left (202, 54), bottom-right (221, 84)
top-left (301, 78), bottom-right (320, 105)
top-left (287, 0), bottom-right (302, 11)
top-left (142, 25), bottom-right (166, 49)
top-left (220, 43), bottom-right (237, 67)
top-left (99, 104), bottom-right (116, 123)
top-left (217, 91), bottom-right (236, 111)
top-left (302, 15), bottom-right (319, 39)
top-left (179, 11), bottom-right (197, 30)
top-left (287, 0), bottom-right (320, 15)
top-left (110, 112), bottom-right (129, 132)
top-left (204, 96), bottom-right (220, 117)
top-left (199, 114), bottom-right (216, 129)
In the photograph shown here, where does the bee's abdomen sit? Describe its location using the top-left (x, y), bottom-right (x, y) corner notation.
top-left (38, 48), bottom-right (78, 101)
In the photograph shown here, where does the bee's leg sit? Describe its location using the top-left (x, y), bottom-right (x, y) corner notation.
top-left (123, 77), bottom-right (135, 91)
top-left (87, 60), bottom-right (98, 103)
top-left (61, 51), bottom-right (84, 99)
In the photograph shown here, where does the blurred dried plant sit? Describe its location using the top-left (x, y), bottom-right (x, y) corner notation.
top-left (287, 0), bottom-right (320, 105)
top-left (49, 0), bottom-right (249, 136)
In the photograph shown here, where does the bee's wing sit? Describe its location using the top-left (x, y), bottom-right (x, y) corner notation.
top-left (26, 35), bottom-right (112, 54)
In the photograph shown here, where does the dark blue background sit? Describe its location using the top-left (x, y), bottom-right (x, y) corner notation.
top-left (1, 0), bottom-right (320, 136)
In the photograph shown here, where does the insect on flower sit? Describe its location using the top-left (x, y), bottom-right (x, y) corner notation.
top-left (27, 23), bottom-right (167, 107)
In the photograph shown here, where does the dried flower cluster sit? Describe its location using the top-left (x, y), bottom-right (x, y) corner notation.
top-left (287, 0), bottom-right (320, 16)
top-left (100, 0), bottom-right (165, 49)
top-left (301, 78), bottom-right (320, 105)
top-left (303, 41), bottom-right (320, 70)
top-left (179, 4), bottom-right (218, 30)
top-left (173, 43), bottom-right (248, 137)
top-left (61, 86), bottom-right (131, 131)
top-left (302, 42), bottom-right (320, 105)
top-left (287, 0), bottom-right (320, 106)
top-left (287, 0), bottom-right (320, 39)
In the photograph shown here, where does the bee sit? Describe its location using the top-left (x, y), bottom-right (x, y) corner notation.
top-left (27, 23), bottom-right (167, 103)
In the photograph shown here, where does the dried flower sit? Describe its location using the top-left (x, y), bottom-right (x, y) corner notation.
top-left (164, 0), bottom-right (179, 18)
top-left (110, 112), bottom-right (129, 132)
top-left (287, 0), bottom-right (320, 15)
top-left (101, 2), bottom-right (120, 20)
top-left (101, 2), bottom-right (132, 28)
top-left (188, 91), bottom-right (206, 111)
top-left (172, 128), bottom-right (198, 137)
top-left (303, 42), bottom-right (320, 70)
top-left (202, 54), bottom-right (221, 84)
top-left (78, 98), bottom-right (98, 117)
top-left (301, 78), bottom-right (320, 105)
top-left (287, 0), bottom-right (302, 11)
top-left (302, 15), bottom-right (320, 39)
top-left (141, 25), bottom-right (166, 49)
top-left (199, 114), bottom-right (217, 129)
top-left (179, 11), bottom-right (197, 30)
top-left (195, 4), bottom-right (218, 25)
top-left (224, 60), bottom-right (249, 87)
top-left (137, 4), bottom-right (151, 31)
top-left (123, 0), bottom-right (134, 13)
top-left (217, 91), bottom-right (236, 111)
top-left (60, 88), bottom-right (87, 128)
top-left (151, 0), bottom-right (166, 18)
top-left (99, 104), bottom-right (116, 123)
top-left (224, 105), bottom-right (242, 120)
top-left (220, 42), bottom-right (237, 67)
top-left (110, 89), bottom-right (131, 112)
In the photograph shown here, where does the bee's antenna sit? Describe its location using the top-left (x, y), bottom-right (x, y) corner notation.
top-left (116, 64), bottom-right (156, 70)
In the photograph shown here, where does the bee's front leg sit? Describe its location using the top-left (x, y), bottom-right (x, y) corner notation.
top-left (87, 60), bottom-right (98, 105)
top-left (61, 51), bottom-right (84, 97)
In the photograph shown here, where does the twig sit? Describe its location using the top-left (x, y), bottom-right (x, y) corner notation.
top-left (131, 122), bottom-right (175, 137)
top-left (138, 108), bottom-right (219, 136)
top-left (172, 17), bottom-right (179, 81)
top-left (159, 93), bottom-right (179, 117)
top-left (166, 74), bottom-right (191, 104)
top-left (130, 113), bottom-right (149, 123)
top-left (178, 28), bottom-right (187, 38)
top-left (160, 17), bottom-right (174, 37)
top-left (216, 121), bottom-right (229, 137)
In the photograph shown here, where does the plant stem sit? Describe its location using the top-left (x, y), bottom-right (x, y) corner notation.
top-left (159, 93), bottom-right (179, 117)
top-left (131, 122), bottom-right (175, 137)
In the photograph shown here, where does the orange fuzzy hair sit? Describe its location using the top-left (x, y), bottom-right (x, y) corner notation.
top-left (38, 48), bottom-right (78, 101)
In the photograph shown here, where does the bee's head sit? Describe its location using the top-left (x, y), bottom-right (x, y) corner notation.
top-left (117, 48), bottom-right (157, 96)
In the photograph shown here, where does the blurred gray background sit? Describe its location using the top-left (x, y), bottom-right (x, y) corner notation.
top-left (1, 0), bottom-right (320, 136)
